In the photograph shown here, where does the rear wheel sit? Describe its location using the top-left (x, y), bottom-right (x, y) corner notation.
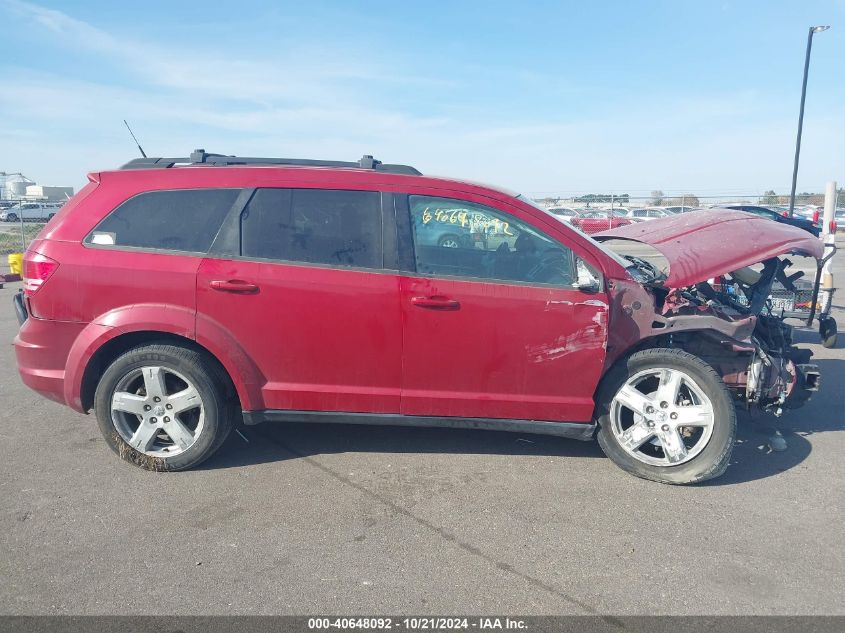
top-left (596, 348), bottom-right (735, 484)
top-left (6, 213), bottom-right (17, 222)
top-left (94, 344), bottom-right (235, 471)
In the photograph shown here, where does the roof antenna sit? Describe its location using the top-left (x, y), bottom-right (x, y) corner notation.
top-left (123, 120), bottom-right (147, 158)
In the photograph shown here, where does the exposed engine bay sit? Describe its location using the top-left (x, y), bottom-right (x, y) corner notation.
top-left (620, 254), bottom-right (820, 416)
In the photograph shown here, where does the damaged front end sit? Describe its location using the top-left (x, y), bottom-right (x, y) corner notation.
top-left (655, 264), bottom-right (821, 416)
top-left (594, 210), bottom-right (825, 417)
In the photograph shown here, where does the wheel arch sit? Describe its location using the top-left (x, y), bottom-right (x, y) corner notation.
top-left (78, 331), bottom-right (242, 414)
top-left (64, 304), bottom-right (266, 414)
top-left (598, 330), bottom-right (726, 402)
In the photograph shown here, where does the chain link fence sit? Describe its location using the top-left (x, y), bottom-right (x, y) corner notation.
top-left (0, 221), bottom-right (46, 276)
top-left (0, 221), bottom-right (44, 255)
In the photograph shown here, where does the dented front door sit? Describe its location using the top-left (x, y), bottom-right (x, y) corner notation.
top-left (400, 277), bottom-right (608, 422)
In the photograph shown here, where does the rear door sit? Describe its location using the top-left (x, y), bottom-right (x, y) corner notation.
top-left (397, 193), bottom-right (609, 423)
top-left (196, 186), bottom-right (403, 414)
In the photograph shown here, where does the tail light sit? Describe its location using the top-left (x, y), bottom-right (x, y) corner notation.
top-left (782, 211), bottom-right (789, 217)
top-left (23, 252), bottom-right (59, 296)
top-left (831, 220), bottom-right (838, 234)
top-left (813, 209), bottom-right (820, 223)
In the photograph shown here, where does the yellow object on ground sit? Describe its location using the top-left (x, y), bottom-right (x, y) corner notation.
top-left (7, 253), bottom-right (23, 276)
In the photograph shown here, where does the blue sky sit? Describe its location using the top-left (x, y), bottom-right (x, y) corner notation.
top-left (1, 0), bottom-right (843, 197)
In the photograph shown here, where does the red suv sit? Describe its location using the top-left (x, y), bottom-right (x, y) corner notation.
top-left (13, 151), bottom-right (824, 484)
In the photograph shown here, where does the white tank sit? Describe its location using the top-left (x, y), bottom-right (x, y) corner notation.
top-left (9, 180), bottom-right (31, 196)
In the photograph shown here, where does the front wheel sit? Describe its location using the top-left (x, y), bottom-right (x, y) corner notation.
top-left (596, 348), bottom-right (736, 485)
top-left (6, 213), bottom-right (17, 222)
top-left (94, 343), bottom-right (235, 471)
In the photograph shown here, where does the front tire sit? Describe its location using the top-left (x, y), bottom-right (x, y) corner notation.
top-left (6, 213), bottom-right (17, 222)
top-left (94, 343), bottom-right (235, 471)
top-left (596, 348), bottom-right (736, 485)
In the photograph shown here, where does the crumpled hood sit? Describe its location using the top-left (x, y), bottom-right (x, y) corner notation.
top-left (594, 209), bottom-right (824, 287)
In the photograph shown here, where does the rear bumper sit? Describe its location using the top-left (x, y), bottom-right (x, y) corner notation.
top-left (13, 316), bottom-right (86, 407)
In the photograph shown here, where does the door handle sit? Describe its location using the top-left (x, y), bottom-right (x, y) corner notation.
top-left (209, 279), bottom-right (260, 294)
top-left (410, 295), bottom-right (460, 310)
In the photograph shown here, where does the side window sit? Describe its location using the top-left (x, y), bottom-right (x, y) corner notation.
top-left (87, 189), bottom-right (240, 253)
top-left (241, 188), bottom-right (382, 269)
top-left (409, 195), bottom-right (575, 286)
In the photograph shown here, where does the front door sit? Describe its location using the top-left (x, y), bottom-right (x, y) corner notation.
top-left (398, 194), bottom-right (608, 422)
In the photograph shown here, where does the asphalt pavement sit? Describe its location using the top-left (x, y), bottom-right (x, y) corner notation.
top-left (1, 238), bottom-right (844, 616)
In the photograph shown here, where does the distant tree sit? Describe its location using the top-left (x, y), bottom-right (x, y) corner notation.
top-left (664, 194), bottom-right (699, 208)
top-left (650, 190), bottom-right (664, 205)
top-left (761, 190), bottom-right (779, 205)
top-left (795, 191), bottom-right (817, 205)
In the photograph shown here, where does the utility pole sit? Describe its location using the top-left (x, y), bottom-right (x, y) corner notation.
top-left (788, 25), bottom-right (830, 218)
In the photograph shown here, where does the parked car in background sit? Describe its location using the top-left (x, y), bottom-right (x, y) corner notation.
top-left (795, 206), bottom-right (822, 220)
top-left (412, 203), bottom-right (482, 249)
top-left (662, 205), bottom-right (695, 214)
top-left (12, 151), bottom-right (824, 485)
top-left (547, 207), bottom-right (579, 223)
top-left (719, 204), bottom-right (820, 237)
top-left (570, 210), bottom-right (633, 234)
top-left (624, 207), bottom-right (678, 222)
top-left (835, 209), bottom-right (845, 232)
top-left (0, 202), bottom-right (62, 222)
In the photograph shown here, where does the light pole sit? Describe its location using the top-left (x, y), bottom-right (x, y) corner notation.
top-left (788, 25), bottom-right (829, 218)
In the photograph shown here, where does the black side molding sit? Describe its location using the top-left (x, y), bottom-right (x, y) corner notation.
top-left (13, 290), bottom-right (27, 325)
top-left (241, 409), bottom-right (596, 442)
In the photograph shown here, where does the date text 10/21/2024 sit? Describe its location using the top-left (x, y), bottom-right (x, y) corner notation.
top-left (307, 617), bottom-right (528, 630)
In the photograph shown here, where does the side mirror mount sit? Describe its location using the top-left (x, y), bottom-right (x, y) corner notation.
top-left (574, 257), bottom-right (602, 293)
top-left (573, 279), bottom-right (601, 293)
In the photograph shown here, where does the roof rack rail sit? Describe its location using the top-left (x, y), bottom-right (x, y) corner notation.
top-left (120, 150), bottom-right (422, 175)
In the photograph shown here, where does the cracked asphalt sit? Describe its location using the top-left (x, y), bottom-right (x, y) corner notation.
top-left (1, 238), bottom-right (843, 615)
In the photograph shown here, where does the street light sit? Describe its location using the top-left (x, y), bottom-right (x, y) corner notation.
top-left (788, 25), bottom-right (830, 218)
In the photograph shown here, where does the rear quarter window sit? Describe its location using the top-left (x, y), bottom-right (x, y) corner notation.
top-left (86, 189), bottom-right (240, 253)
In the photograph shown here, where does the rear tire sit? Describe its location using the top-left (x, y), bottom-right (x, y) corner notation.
top-left (595, 348), bottom-right (736, 485)
top-left (94, 343), bottom-right (235, 471)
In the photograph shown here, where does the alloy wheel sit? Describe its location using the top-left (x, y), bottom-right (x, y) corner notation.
top-left (110, 366), bottom-right (205, 457)
top-left (610, 367), bottom-right (715, 466)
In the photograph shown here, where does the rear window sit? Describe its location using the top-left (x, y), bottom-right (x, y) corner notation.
top-left (241, 188), bottom-right (383, 269)
top-left (87, 189), bottom-right (240, 253)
